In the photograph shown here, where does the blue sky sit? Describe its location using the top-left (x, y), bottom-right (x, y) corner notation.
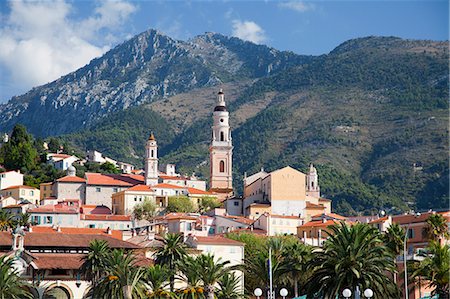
top-left (0, 0), bottom-right (448, 103)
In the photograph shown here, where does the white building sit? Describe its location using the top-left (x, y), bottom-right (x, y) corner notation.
top-left (0, 170), bottom-right (23, 190)
top-left (253, 212), bottom-right (304, 236)
top-left (47, 154), bottom-right (79, 171)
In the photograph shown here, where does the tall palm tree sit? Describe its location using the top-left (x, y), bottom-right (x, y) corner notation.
top-left (217, 272), bottom-right (244, 299)
top-left (425, 214), bottom-right (449, 242)
top-left (280, 241), bottom-right (313, 298)
top-left (80, 239), bottom-right (111, 286)
top-left (177, 255), bottom-right (205, 299)
top-left (195, 254), bottom-right (230, 299)
top-left (410, 241), bottom-right (449, 299)
top-left (92, 249), bottom-right (147, 299)
top-left (146, 264), bottom-right (177, 298)
top-left (383, 222), bottom-right (405, 283)
top-left (155, 233), bottom-right (187, 292)
top-left (17, 213), bottom-right (30, 228)
top-left (305, 222), bottom-right (400, 299)
top-left (0, 210), bottom-right (15, 231)
top-left (0, 256), bottom-right (33, 299)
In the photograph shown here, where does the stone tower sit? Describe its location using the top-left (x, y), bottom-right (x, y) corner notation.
top-left (306, 163), bottom-right (320, 198)
top-left (145, 133), bottom-right (158, 186)
top-left (209, 89), bottom-right (233, 198)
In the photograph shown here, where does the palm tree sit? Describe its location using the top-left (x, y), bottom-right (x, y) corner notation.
top-left (305, 222), bottom-right (400, 299)
top-left (383, 222), bottom-right (405, 283)
top-left (0, 256), bottom-right (33, 299)
top-left (146, 264), bottom-right (177, 298)
top-left (425, 214), bottom-right (449, 242)
top-left (195, 254), bottom-right (230, 299)
top-left (0, 210), bottom-right (15, 231)
top-left (177, 255), bottom-right (205, 299)
top-left (17, 213), bottom-right (30, 228)
top-left (92, 249), bottom-right (147, 299)
top-left (80, 239), bottom-right (111, 286)
top-left (280, 242), bottom-right (312, 298)
top-left (155, 233), bottom-right (188, 292)
top-left (217, 272), bottom-right (244, 299)
top-left (410, 241), bottom-right (449, 299)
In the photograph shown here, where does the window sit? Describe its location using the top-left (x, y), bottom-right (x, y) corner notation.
top-left (88, 224), bottom-right (95, 228)
top-left (51, 269), bottom-right (68, 276)
top-left (31, 216), bottom-right (41, 225)
top-left (408, 228), bottom-right (415, 239)
top-left (113, 188), bottom-right (118, 193)
top-left (219, 161), bottom-right (225, 173)
top-left (151, 150), bottom-right (154, 158)
top-left (186, 222), bottom-right (192, 231)
top-left (134, 197), bottom-right (137, 202)
top-left (30, 191), bottom-right (34, 196)
top-left (220, 118), bottom-right (224, 122)
top-left (233, 201), bottom-right (239, 206)
top-left (21, 190), bottom-right (25, 195)
top-left (96, 187), bottom-right (101, 192)
top-left (220, 131), bottom-right (225, 141)
top-left (45, 216), bottom-right (53, 224)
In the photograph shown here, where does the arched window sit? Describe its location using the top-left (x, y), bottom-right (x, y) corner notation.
top-left (311, 181), bottom-right (314, 188)
top-left (151, 150), bottom-right (154, 158)
top-left (220, 131), bottom-right (225, 141)
top-left (219, 161), bottom-right (225, 173)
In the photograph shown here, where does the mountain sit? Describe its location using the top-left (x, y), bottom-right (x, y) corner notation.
top-left (0, 30), bottom-right (311, 137)
top-left (1, 32), bottom-right (448, 215)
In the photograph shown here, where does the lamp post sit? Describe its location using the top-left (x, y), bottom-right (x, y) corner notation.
top-left (343, 287), bottom-right (373, 298)
top-left (404, 212), bottom-right (421, 299)
top-left (254, 288), bottom-right (262, 299)
top-left (343, 289), bottom-right (352, 298)
top-left (280, 288), bottom-right (288, 299)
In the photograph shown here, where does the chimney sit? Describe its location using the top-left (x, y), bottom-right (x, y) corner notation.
top-left (28, 227), bottom-right (33, 232)
top-left (56, 226), bottom-right (61, 232)
top-left (322, 218), bottom-right (327, 223)
top-left (106, 227), bottom-right (111, 235)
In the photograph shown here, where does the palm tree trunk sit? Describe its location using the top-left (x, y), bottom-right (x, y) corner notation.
top-left (122, 285), bottom-right (132, 299)
top-left (206, 284), bottom-right (215, 299)
top-left (294, 279), bottom-right (299, 298)
top-left (170, 275), bottom-right (175, 292)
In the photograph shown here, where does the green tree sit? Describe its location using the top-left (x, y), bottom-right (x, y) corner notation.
top-left (0, 256), bottom-right (33, 299)
top-left (155, 233), bottom-right (188, 292)
top-left (425, 214), bottom-right (450, 242)
top-left (0, 124), bottom-right (38, 172)
top-left (280, 241), bottom-right (313, 298)
top-left (217, 272), bottom-right (244, 299)
top-left (410, 241), bottom-right (450, 299)
top-left (383, 222), bottom-right (405, 284)
top-left (47, 138), bottom-right (61, 153)
top-left (133, 199), bottom-right (158, 221)
top-left (195, 254), bottom-right (230, 299)
top-left (146, 264), bottom-right (177, 298)
top-left (166, 196), bottom-right (195, 213)
top-left (0, 210), bottom-right (15, 231)
top-left (198, 196), bottom-right (221, 213)
top-left (16, 213), bottom-right (30, 228)
top-left (305, 222), bottom-right (400, 298)
top-left (80, 239), bottom-right (111, 286)
top-left (177, 255), bottom-right (206, 299)
top-left (100, 162), bottom-right (120, 174)
top-left (92, 249), bottom-right (147, 299)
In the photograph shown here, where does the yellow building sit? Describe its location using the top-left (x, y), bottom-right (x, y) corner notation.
top-left (39, 182), bottom-right (53, 200)
top-left (243, 166), bottom-right (331, 218)
top-left (0, 185), bottom-right (40, 205)
top-left (111, 185), bottom-right (156, 215)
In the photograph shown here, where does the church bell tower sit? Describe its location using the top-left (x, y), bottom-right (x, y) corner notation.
top-left (306, 163), bottom-right (320, 198)
top-left (209, 89), bottom-right (233, 198)
top-left (145, 133), bottom-right (158, 186)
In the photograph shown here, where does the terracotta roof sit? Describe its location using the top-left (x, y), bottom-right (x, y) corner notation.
top-left (226, 227), bottom-right (267, 235)
top-left (152, 183), bottom-right (184, 189)
top-left (56, 176), bottom-right (86, 183)
top-left (306, 202), bottom-right (325, 209)
top-left (319, 198), bottom-right (332, 202)
top-left (193, 236), bottom-right (244, 246)
top-left (0, 232), bottom-right (140, 249)
top-left (160, 175), bottom-right (186, 180)
top-left (28, 205), bottom-right (79, 214)
top-left (300, 219), bottom-right (344, 228)
top-left (86, 173), bottom-right (133, 186)
top-left (40, 182), bottom-right (53, 186)
top-left (369, 216), bottom-right (389, 224)
top-left (0, 170), bottom-right (21, 175)
top-left (269, 214), bottom-right (303, 219)
top-left (248, 203), bottom-right (270, 207)
top-left (80, 214), bottom-right (131, 221)
top-left (164, 213), bottom-right (198, 221)
top-left (312, 212), bottom-right (347, 221)
top-left (3, 204), bottom-right (23, 208)
top-left (32, 253), bottom-right (84, 270)
top-left (392, 211), bottom-right (450, 225)
top-left (220, 215), bottom-right (254, 225)
top-left (80, 205), bottom-right (112, 215)
top-left (30, 226), bottom-right (123, 240)
top-left (187, 187), bottom-right (213, 195)
top-left (1, 185), bottom-right (37, 191)
top-left (126, 185), bottom-right (154, 192)
top-left (49, 154), bottom-right (72, 159)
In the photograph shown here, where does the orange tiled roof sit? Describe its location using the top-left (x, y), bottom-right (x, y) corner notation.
top-left (56, 175), bottom-right (86, 183)
top-left (85, 173), bottom-right (134, 186)
top-left (221, 215), bottom-right (254, 225)
top-left (80, 214), bottom-right (131, 221)
top-left (193, 236), bottom-right (244, 246)
top-left (50, 154), bottom-right (72, 159)
top-left (126, 185), bottom-right (154, 192)
top-left (187, 187), bottom-right (213, 195)
top-left (164, 213), bottom-right (198, 221)
top-left (300, 219), bottom-right (345, 228)
top-left (160, 175), bottom-right (187, 180)
top-left (306, 202), bottom-right (325, 209)
top-left (1, 185), bottom-right (37, 191)
top-left (319, 198), bottom-right (332, 202)
top-left (28, 205), bottom-right (79, 214)
top-left (392, 211), bottom-right (450, 225)
top-left (152, 183), bottom-right (185, 189)
top-left (312, 212), bottom-right (347, 220)
top-left (269, 214), bottom-right (303, 219)
top-left (32, 253), bottom-right (84, 269)
top-left (369, 216), bottom-right (389, 224)
top-left (30, 226), bottom-right (123, 239)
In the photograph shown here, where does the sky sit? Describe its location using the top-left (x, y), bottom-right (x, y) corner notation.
top-left (0, 0), bottom-right (448, 103)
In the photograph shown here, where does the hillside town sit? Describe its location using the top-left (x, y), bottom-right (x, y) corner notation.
top-left (0, 90), bottom-right (448, 299)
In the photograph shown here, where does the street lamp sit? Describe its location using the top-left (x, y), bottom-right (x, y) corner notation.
top-left (343, 289), bottom-right (352, 298)
top-left (404, 212), bottom-right (421, 299)
top-left (254, 288), bottom-right (262, 299)
top-left (280, 288), bottom-right (288, 299)
top-left (364, 288), bottom-right (374, 298)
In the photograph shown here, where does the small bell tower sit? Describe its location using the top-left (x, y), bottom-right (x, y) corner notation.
top-left (306, 163), bottom-right (320, 198)
top-left (145, 133), bottom-right (158, 186)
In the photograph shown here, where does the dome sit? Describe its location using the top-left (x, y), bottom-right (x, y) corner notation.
top-left (214, 105), bottom-right (227, 112)
top-left (67, 165), bottom-right (76, 176)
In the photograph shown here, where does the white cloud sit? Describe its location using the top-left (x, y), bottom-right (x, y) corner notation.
top-left (231, 20), bottom-right (267, 44)
top-left (279, 1), bottom-right (315, 13)
top-left (0, 0), bottom-right (136, 98)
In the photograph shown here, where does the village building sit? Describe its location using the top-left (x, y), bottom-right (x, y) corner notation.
top-left (253, 212), bottom-right (304, 236)
top-left (0, 185), bottom-right (40, 205)
top-left (0, 170), bottom-right (23, 190)
top-left (47, 153), bottom-right (79, 171)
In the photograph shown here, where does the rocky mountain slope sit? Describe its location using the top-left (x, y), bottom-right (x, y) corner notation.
top-left (1, 32), bottom-right (448, 215)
